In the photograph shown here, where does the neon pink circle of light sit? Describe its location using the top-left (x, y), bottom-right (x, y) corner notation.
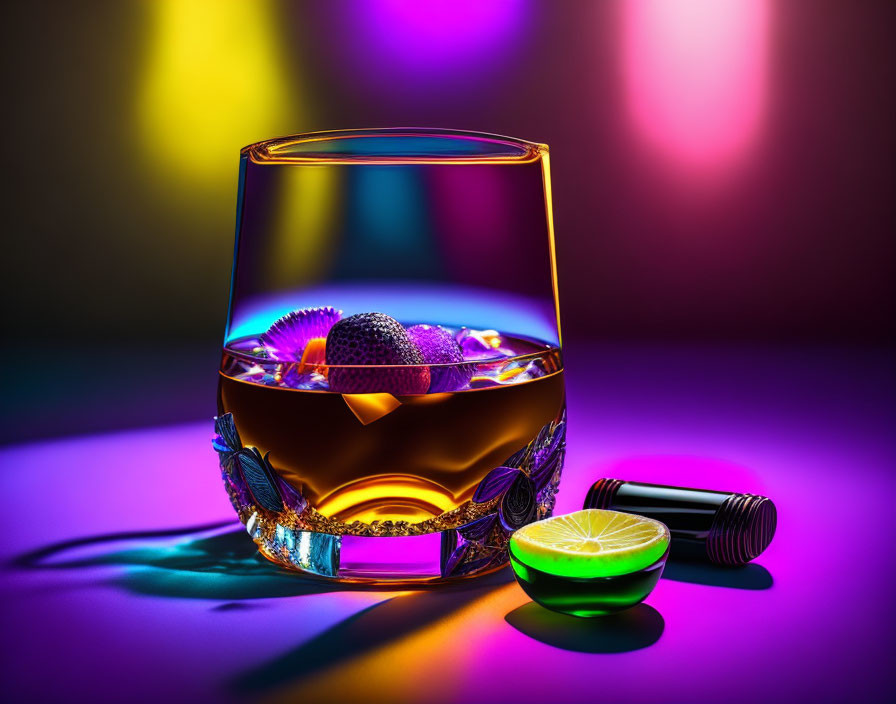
top-left (623, 0), bottom-right (769, 172)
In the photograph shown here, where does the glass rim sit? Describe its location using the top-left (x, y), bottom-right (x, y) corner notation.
top-left (242, 128), bottom-right (548, 165)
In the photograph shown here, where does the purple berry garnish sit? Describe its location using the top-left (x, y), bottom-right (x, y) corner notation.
top-left (260, 306), bottom-right (342, 361)
top-left (326, 313), bottom-right (430, 395)
top-left (407, 324), bottom-right (472, 393)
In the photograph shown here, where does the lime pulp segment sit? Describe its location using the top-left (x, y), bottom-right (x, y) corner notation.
top-left (510, 509), bottom-right (670, 578)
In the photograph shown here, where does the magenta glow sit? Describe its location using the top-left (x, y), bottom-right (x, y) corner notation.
top-left (622, 0), bottom-right (769, 173)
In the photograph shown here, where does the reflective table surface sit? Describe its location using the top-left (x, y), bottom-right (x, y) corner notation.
top-left (1, 344), bottom-right (893, 703)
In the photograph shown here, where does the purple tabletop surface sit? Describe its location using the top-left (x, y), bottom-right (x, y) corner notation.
top-left (1, 344), bottom-right (894, 703)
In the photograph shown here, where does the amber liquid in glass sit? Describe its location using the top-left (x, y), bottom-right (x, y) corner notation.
top-left (218, 335), bottom-right (564, 531)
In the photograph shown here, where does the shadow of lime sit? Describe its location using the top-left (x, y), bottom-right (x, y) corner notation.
top-left (505, 601), bottom-right (664, 653)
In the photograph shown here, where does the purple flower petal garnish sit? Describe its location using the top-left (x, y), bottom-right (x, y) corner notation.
top-left (472, 466), bottom-right (524, 504)
top-left (457, 513), bottom-right (497, 544)
top-left (499, 473), bottom-right (536, 532)
top-left (235, 448), bottom-right (283, 513)
top-left (261, 306), bottom-right (342, 361)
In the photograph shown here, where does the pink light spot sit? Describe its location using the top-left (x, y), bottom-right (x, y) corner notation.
top-left (623, 0), bottom-right (768, 172)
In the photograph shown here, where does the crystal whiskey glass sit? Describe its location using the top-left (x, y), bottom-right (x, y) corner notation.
top-left (214, 129), bottom-right (565, 584)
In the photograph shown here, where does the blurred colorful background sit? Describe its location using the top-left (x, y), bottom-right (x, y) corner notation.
top-left (1, 0), bottom-right (893, 440)
top-left (2, 4), bottom-right (895, 703)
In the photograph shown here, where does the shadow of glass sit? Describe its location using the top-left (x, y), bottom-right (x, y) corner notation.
top-left (662, 561), bottom-right (773, 590)
top-left (11, 522), bottom-right (352, 600)
top-left (505, 601), bottom-right (664, 653)
top-left (231, 569), bottom-right (514, 695)
top-left (12, 522), bottom-right (517, 604)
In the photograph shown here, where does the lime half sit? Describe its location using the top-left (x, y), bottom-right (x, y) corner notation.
top-left (510, 509), bottom-right (670, 579)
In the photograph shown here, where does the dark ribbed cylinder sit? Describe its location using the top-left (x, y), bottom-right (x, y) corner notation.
top-left (584, 478), bottom-right (776, 566)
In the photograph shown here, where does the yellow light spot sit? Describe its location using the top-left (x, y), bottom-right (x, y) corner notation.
top-left (137, 0), bottom-right (302, 185)
top-left (266, 166), bottom-right (341, 289)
